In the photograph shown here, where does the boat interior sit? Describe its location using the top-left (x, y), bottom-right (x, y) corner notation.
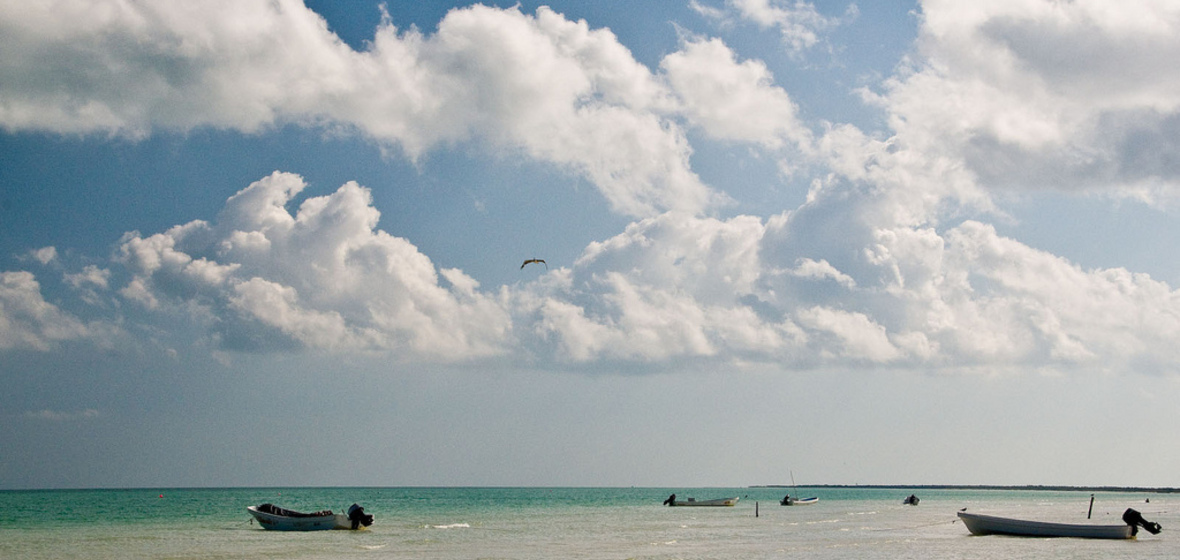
top-left (254, 503), bottom-right (333, 517)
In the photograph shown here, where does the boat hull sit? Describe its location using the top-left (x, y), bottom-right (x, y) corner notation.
top-left (247, 505), bottom-right (350, 531)
top-left (782, 497), bottom-right (818, 506)
top-left (957, 511), bottom-right (1133, 539)
top-left (669, 497), bottom-right (739, 507)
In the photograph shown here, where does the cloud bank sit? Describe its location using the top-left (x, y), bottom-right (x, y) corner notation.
top-left (3, 1), bottom-right (1180, 375)
top-left (873, 0), bottom-right (1180, 203)
top-left (2, 0), bottom-right (746, 218)
top-left (114, 171), bottom-right (510, 360)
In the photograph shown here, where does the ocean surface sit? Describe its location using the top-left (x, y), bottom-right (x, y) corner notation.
top-left (0, 486), bottom-right (1174, 559)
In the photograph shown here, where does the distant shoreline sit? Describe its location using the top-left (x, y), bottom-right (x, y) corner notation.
top-left (750, 484), bottom-right (1180, 493)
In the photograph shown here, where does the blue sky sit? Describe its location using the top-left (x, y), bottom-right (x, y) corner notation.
top-left (3, 0), bottom-right (1180, 489)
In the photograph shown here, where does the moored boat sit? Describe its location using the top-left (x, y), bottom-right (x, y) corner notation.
top-left (247, 503), bottom-right (374, 531)
top-left (781, 495), bottom-right (818, 506)
top-left (662, 494), bottom-right (739, 507)
top-left (957, 509), bottom-right (1161, 539)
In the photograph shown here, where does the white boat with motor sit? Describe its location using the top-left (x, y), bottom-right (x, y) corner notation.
top-left (781, 495), bottom-right (818, 506)
top-left (662, 494), bottom-right (739, 507)
top-left (957, 509), bottom-right (1161, 539)
top-left (778, 470), bottom-right (817, 506)
top-left (247, 503), bottom-right (374, 531)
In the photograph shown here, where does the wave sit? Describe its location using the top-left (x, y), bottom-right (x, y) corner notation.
top-left (430, 523), bottom-right (471, 529)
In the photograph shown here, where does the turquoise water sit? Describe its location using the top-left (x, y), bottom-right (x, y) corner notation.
top-left (0, 487), bottom-right (1173, 559)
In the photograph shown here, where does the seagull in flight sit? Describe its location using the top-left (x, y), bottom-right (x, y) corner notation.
top-left (520, 258), bottom-right (547, 270)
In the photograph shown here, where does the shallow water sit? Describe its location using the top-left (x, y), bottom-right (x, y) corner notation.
top-left (0, 487), bottom-right (1173, 559)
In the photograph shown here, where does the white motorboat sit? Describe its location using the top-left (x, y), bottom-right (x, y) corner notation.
top-left (781, 495), bottom-right (818, 506)
top-left (663, 494), bottom-right (739, 507)
top-left (957, 509), bottom-right (1161, 539)
top-left (247, 503), bottom-right (374, 531)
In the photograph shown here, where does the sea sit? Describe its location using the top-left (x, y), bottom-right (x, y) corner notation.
top-left (0, 486), bottom-right (1174, 559)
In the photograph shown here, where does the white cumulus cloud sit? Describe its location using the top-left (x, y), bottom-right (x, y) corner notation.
top-left (874, 0), bottom-right (1180, 203)
top-left (0, 1), bottom-right (730, 217)
top-left (662, 37), bottom-right (811, 150)
top-left (114, 171), bottom-right (511, 360)
top-left (5, 1), bottom-right (1180, 377)
top-left (0, 271), bottom-right (92, 350)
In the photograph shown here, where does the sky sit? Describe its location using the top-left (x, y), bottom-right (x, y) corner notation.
top-left (2, 0), bottom-right (1180, 490)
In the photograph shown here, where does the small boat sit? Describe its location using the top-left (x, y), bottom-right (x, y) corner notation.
top-left (957, 509), bottom-right (1161, 539)
top-left (780, 495), bottom-right (818, 506)
top-left (247, 503), bottom-right (374, 531)
top-left (779, 470), bottom-right (817, 506)
top-left (903, 494), bottom-right (920, 505)
top-left (662, 494), bottom-right (739, 507)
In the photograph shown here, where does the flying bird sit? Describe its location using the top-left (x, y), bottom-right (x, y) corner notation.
top-left (521, 258), bottom-right (547, 270)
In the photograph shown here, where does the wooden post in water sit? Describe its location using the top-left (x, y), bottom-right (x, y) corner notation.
top-left (1087, 494), bottom-right (1094, 519)
top-left (756, 501), bottom-right (759, 517)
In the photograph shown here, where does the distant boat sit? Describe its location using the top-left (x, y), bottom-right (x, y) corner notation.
top-left (247, 503), bottom-right (374, 531)
top-left (903, 494), bottom-right (920, 505)
top-left (779, 470), bottom-right (816, 506)
top-left (780, 495), bottom-right (818, 506)
top-left (957, 509), bottom-right (1161, 539)
top-left (663, 494), bottom-right (739, 507)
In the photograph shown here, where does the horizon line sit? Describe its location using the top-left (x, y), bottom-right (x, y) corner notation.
top-left (3, 484), bottom-right (1178, 493)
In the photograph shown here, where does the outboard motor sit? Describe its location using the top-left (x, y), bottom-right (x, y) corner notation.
top-left (347, 503), bottom-right (375, 529)
top-left (1122, 508), bottom-right (1162, 536)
